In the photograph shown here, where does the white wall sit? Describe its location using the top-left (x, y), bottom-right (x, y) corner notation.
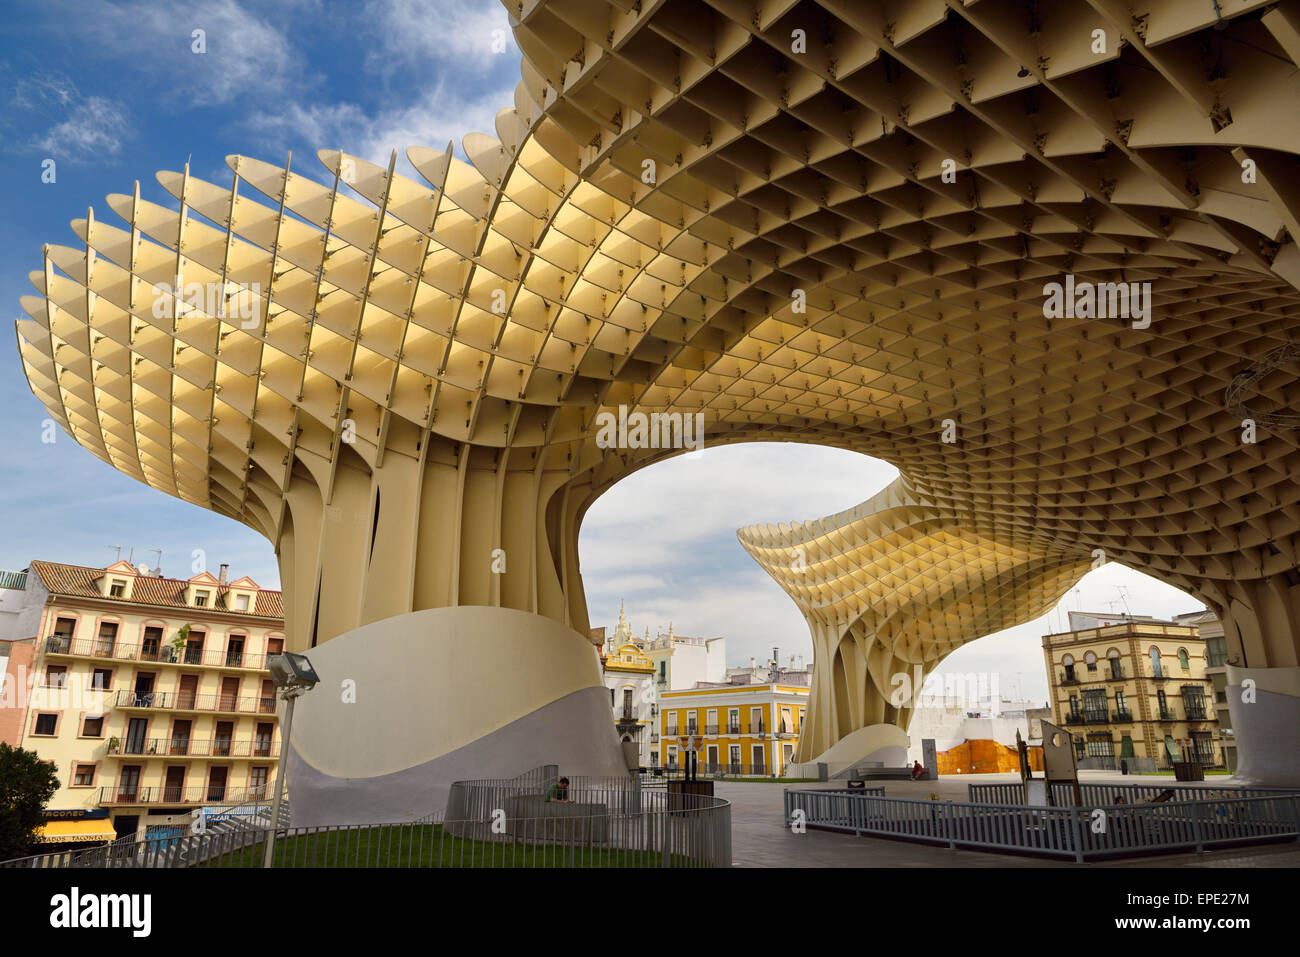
top-left (0, 572), bottom-right (47, 642)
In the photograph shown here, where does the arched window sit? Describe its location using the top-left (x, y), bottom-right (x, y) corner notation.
top-left (1150, 647), bottom-right (1163, 678)
top-left (1178, 649), bottom-right (1190, 671)
top-left (1062, 654), bottom-right (1075, 682)
top-left (1107, 648), bottom-right (1123, 679)
top-left (1084, 651), bottom-right (1097, 672)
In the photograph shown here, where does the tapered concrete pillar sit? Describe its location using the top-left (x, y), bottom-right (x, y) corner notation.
top-left (284, 606), bottom-right (627, 826)
top-left (1226, 665), bottom-right (1300, 788)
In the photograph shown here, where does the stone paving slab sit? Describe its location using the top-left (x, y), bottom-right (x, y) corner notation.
top-left (718, 774), bottom-right (1300, 868)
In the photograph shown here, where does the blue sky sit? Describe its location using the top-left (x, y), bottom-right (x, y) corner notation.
top-left (0, 0), bottom-right (1205, 700)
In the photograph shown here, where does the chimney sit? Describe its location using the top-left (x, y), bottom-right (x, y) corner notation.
top-left (749, 656), bottom-right (755, 669)
top-left (218, 564), bottom-right (229, 584)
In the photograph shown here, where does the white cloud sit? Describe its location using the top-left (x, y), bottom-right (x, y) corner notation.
top-left (32, 96), bottom-right (130, 161)
top-left (76, 0), bottom-right (311, 107)
top-left (579, 444), bottom-right (1206, 683)
top-left (361, 0), bottom-right (518, 74)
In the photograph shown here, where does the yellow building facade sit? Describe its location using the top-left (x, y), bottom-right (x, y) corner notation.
top-left (1, 560), bottom-right (285, 845)
top-left (1042, 618), bottom-right (1222, 772)
top-left (659, 684), bottom-right (808, 777)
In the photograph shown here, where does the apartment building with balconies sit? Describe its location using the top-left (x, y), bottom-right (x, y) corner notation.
top-left (1041, 611), bottom-right (1222, 772)
top-left (659, 683), bottom-right (808, 777)
top-left (0, 559), bottom-right (284, 846)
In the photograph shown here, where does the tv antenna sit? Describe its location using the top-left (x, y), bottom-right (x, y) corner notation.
top-left (108, 545), bottom-right (122, 561)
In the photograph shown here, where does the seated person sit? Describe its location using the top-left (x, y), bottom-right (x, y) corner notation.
top-left (909, 760), bottom-right (926, 781)
top-left (544, 777), bottom-right (572, 803)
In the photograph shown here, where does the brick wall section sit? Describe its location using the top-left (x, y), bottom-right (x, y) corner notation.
top-left (937, 739), bottom-right (1044, 775)
top-left (0, 640), bottom-right (37, 744)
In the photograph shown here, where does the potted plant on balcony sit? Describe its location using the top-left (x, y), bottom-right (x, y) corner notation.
top-left (107, 736), bottom-right (120, 755)
top-left (167, 625), bottom-right (189, 663)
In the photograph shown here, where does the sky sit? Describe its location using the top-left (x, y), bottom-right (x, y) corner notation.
top-left (0, 0), bottom-right (1207, 704)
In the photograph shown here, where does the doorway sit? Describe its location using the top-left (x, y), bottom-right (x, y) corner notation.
top-left (206, 766), bottom-right (228, 802)
top-left (177, 674), bottom-right (199, 710)
top-left (218, 676), bottom-right (240, 711)
top-left (124, 717), bottom-right (148, 755)
top-left (117, 766), bottom-right (141, 803)
top-left (163, 766), bottom-right (186, 803)
top-left (169, 719), bottom-right (192, 755)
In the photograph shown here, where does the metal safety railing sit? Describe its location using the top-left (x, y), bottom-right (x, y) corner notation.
top-left (967, 781), bottom-right (1292, 806)
top-left (3, 801), bottom-right (730, 869)
top-left (784, 787), bottom-right (1300, 862)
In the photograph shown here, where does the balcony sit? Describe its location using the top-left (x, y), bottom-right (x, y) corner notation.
top-left (1183, 707), bottom-right (1210, 721)
top-left (704, 724), bottom-right (719, 735)
top-left (1158, 709), bottom-right (1178, 721)
top-left (1113, 710), bottom-right (1134, 723)
top-left (106, 737), bottom-right (280, 759)
top-left (1106, 667), bottom-right (1126, 681)
top-left (1064, 713), bottom-right (1086, 725)
top-left (44, 636), bottom-right (276, 670)
top-left (1083, 712), bottom-right (1110, 724)
top-left (649, 734), bottom-right (659, 744)
top-left (98, 784), bottom-right (271, 807)
top-left (113, 689), bottom-right (278, 716)
top-left (751, 724), bottom-right (765, 736)
top-left (726, 724), bottom-right (741, 734)
top-left (1059, 671), bottom-right (1080, 686)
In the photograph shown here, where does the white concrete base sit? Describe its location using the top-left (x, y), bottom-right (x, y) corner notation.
top-left (284, 606), bottom-right (627, 826)
top-left (784, 723), bottom-right (909, 778)
top-left (1225, 664), bottom-right (1300, 788)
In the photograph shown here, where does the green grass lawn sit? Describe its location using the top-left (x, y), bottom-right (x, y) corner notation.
top-left (200, 823), bottom-right (697, 868)
top-left (1146, 769), bottom-right (1233, 776)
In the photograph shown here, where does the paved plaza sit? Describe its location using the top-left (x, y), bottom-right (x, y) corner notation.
top-left (720, 774), bottom-right (1300, 868)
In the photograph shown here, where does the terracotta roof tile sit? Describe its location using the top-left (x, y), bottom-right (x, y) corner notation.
top-left (29, 560), bottom-right (283, 621)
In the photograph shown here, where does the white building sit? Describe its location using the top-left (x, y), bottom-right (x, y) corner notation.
top-left (905, 697), bottom-right (1045, 764)
top-left (597, 604), bottom-right (657, 768)
top-left (595, 605), bottom-right (729, 769)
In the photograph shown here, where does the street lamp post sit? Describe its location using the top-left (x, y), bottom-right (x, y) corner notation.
top-left (263, 652), bottom-right (319, 868)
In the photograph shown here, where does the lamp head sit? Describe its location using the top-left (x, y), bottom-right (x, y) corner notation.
top-left (268, 651), bottom-right (319, 692)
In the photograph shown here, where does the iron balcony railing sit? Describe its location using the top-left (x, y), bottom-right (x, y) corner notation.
top-left (106, 737), bottom-right (279, 758)
top-left (1158, 708), bottom-right (1178, 720)
top-left (704, 724), bottom-right (719, 735)
top-left (1113, 710), bottom-right (1134, 722)
top-left (1083, 711), bottom-right (1110, 724)
top-left (98, 784), bottom-right (271, 807)
top-left (667, 763), bottom-right (775, 778)
top-left (1065, 713), bottom-right (1085, 725)
top-left (726, 724), bottom-right (741, 734)
top-left (44, 635), bottom-right (277, 670)
top-left (1059, 671), bottom-right (1080, 686)
top-left (113, 689), bottom-right (277, 715)
top-left (1108, 666), bottom-right (1125, 680)
top-left (752, 724), bottom-right (765, 735)
top-left (1184, 706), bottom-right (1210, 721)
